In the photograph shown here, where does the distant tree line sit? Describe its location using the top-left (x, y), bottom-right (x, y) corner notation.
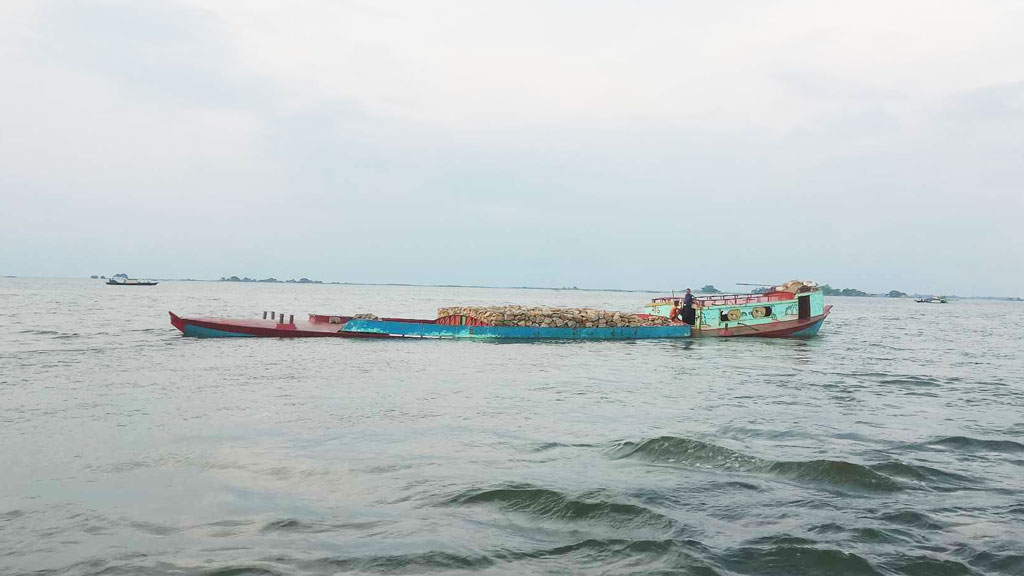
top-left (750, 285), bottom-right (910, 297)
top-left (819, 286), bottom-right (910, 297)
top-left (820, 285), bottom-right (869, 297)
top-left (220, 276), bottom-right (323, 284)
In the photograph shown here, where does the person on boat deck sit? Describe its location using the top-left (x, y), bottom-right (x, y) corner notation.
top-left (669, 300), bottom-right (683, 322)
top-left (682, 288), bottom-right (696, 326)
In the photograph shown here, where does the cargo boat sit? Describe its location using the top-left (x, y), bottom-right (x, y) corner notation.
top-left (107, 277), bottom-right (158, 286)
top-left (644, 282), bottom-right (831, 337)
top-left (169, 312), bottom-right (691, 340)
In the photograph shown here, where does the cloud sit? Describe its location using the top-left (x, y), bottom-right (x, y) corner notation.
top-left (0, 0), bottom-right (1022, 295)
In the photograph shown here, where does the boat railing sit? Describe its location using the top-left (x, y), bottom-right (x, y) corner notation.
top-left (436, 314), bottom-right (493, 326)
top-left (650, 291), bottom-right (797, 307)
top-left (308, 314), bottom-right (439, 325)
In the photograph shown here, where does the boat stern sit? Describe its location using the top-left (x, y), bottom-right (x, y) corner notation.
top-left (643, 282), bottom-right (831, 338)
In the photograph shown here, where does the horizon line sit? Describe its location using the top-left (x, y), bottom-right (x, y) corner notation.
top-left (2, 275), bottom-right (1021, 300)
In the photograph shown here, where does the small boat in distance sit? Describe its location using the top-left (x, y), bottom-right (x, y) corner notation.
top-left (915, 296), bottom-right (948, 304)
top-left (106, 273), bottom-right (158, 286)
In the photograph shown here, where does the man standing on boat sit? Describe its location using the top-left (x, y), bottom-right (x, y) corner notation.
top-left (682, 288), bottom-right (696, 326)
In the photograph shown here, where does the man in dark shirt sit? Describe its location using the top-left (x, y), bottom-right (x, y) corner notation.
top-left (682, 288), bottom-right (696, 325)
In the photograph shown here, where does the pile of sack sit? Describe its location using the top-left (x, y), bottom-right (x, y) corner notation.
top-left (436, 305), bottom-right (673, 328)
top-left (774, 280), bottom-right (819, 293)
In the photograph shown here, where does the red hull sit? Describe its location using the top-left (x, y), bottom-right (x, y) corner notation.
top-left (694, 305), bottom-right (832, 338)
top-left (169, 312), bottom-right (376, 338)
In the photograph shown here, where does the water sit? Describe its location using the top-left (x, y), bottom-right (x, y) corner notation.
top-left (2, 278), bottom-right (1023, 576)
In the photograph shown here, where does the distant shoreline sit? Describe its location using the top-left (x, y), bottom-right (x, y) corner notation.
top-left (77, 275), bottom-right (1024, 301)
top-left (214, 277), bottom-right (657, 294)
top-left (2, 275), bottom-right (1020, 301)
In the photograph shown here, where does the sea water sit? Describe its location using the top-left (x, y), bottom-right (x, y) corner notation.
top-left (2, 278), bottom-right (1022, 575)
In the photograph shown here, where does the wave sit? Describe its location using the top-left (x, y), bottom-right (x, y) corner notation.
top-left (888, 556), bottom-right (973, 576)
top-left (260, 518), bottom-right (388, 534)
top-left (743, 534), bottom-right (817, 547)
top-left (879, 376), bottom-right (942, 387)
top-left (808, 522), bottom-right (913, 545)
top-left (50, 540), bottom-right (1019, 576)
top-left (916, 436), bottom-right (1024, 453)
top-left (202, 568), bottom-right (281, 576)
top-left (877, 510), bottom-right (948, 531)
top-left (1, 509), bottom-right (25, 520)
top-left (505, 538), bottom-right (717, 573)
top-left (720, 545), bottom-right (879, 575)
top-left (608, 436), bottom-right (901, 493)
top-left (766, 460), bottom-right (899, 492)
top-left (531, 442), bottom-right (597, 452)
top-left (447, 486), bottom-right (677, 531)
top-left (868, 461), bottom-right (979, 491)
top-left (309, 541), bottom-right (704, 569)
top-left (306, 538), bottom-right (718, 574)
top-left (964, 550), bottom-right (1024, 575)
top-left (312, 550), bottom-right (495, 572)
top-left (1005, 503), bottom-right (1024, 516)
top-left (608, 437), bottom-right (763, 470)
top-left (283, 537), bottom-right (720, 574)
top-left (54, 539), bottom-right (718, 575)
top-left (16, 329), bottom-right (80, 340)
top-left (702, 480), bottom-right (764, 492)
top-left (64, 564), bottom-right (287, 576)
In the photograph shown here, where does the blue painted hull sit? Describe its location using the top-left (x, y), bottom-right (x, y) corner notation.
top-left (789, 317), bottom-right (825, 338)
top-left (183, 324), bottom-right (256, 338)
top-left (341, 319), bottom-right (691, 340)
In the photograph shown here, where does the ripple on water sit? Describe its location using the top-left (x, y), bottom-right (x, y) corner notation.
top-left (914, 436), bottom-right (1024, 453)
top-left (884, 556), bottom-right (973, 576)
top-left (961, 548), bottom-right (1024, 575)
top-left (876, 510), bottom-right (949, 531)
top-left (720, 545), bottom-right (880, 576)
top-left (808, 522), bottom-right (915, 545)
top-left (608, 436), bottom-right (902, 493)
top-left (260, 518), bottom-right (391, 534)
top-left (290, 538), bottom-right (720, 575)
top-left (867, 461), bottom-right (980, 492)
top-left (446, 485), bottom-right (680, 532)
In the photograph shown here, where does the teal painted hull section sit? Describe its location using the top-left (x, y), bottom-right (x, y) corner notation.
top-left (184, 324), bottom-right (257, 338)
top-left (341, 319), bottom-right (690, 340)
top-left (790, 317), bottom-right (825, 338)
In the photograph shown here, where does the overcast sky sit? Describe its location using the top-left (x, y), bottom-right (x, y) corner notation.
top-left (1, 1), bottom-right (1022, 295)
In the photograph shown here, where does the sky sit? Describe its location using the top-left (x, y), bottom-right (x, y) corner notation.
top-left (1, 0), bottom-right (1022, 296)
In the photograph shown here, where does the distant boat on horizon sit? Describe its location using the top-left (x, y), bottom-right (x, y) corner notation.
top-left (106, 274), bottom-right (158, 286)
top-left (915, 296), bottom-right (948, 304)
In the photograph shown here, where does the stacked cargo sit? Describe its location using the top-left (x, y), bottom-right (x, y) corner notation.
top-left (436, 305), bottom-right (673, 328)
